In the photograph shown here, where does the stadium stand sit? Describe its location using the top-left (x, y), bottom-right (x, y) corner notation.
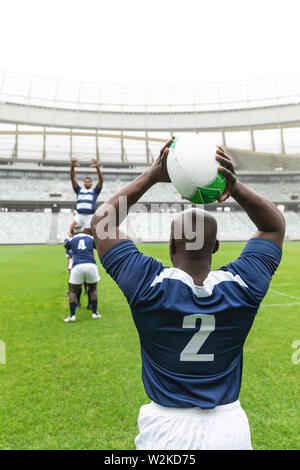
top-left (1, 168), bottom-right (300, 203)
top-left (1, 73), bottom-right (300, 244)
top-left (1, 207), bottom-right (299, 244)
top-left (0, 212), bottom-right (52, 244)
top-left (227, 148), bottom-right (300, 172)
top-left (0, 177), bottom-right (183, 203)
top-left (1, 160), bottom-right (300, 244)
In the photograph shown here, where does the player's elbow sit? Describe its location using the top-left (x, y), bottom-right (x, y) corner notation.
top-left (268, 210), bottom-right (286, 247)
top-left (274, 205), bottom-right (286, 235)
top-left (278, 212), bottom-right (286, 242)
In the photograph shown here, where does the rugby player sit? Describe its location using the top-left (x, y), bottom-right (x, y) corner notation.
top-left (64, 233), bottom-right (84, 307)
top-left (91, 138), bottom-right (285, 450)
top-left (64, 224), bottom-right (101, 322)
top-left (65, 239), bottom-right (73, 297)
top-left (69, 157), bottom-right (103, 237)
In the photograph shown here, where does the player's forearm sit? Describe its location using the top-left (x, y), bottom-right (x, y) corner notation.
top-left (70, 166), bottom-right (76, 185)
top-left (232, 180), bottom-right (285, 235)
top-left (95, 165), bottom-right (103, 187)
top-left (92, 169), bottom-right (154, 229)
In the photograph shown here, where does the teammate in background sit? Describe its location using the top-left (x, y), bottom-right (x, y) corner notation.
top-left (64, 233), bottom-right (84, 307)
top-left (64, 224), bottom-right (101, 323)
top-left (65, 241), bottom-right (73, 297)
top-left (68, 210), bottom-right (78, 239)
top-left (82, 227), bottom-right (92, 310)
top-left (91, 138), bottom-right (285, 450)
top-left (69, 157), bottom-right (103, 237)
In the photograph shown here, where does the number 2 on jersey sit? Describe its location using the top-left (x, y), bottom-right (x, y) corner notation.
top-left (180, 314), bottom-right (215, 362)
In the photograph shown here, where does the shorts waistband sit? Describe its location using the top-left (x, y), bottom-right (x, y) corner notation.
top-left (149, 400), bottom-right (241, 417)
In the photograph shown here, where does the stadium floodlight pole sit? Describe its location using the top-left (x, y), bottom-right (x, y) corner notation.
top-left (96, 131), bottom-right (100, 163)
top-left (69, 129), bottom-right (73, 160)
top-left (12, 124), bottom-right (18, 160)
top-left (280, 127), bottom-right (286, 155)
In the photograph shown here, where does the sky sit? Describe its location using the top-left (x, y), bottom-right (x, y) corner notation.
top-left (1, 0), bottom-right (300, 85)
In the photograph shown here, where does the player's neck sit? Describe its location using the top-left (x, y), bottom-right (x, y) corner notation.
top-left (173, 257), bottom-right (212, 286)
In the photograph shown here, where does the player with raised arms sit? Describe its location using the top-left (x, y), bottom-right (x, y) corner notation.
top-left (69, 157), bottom-right (103, 237)
top-left (91, 137), bottom-right (285, 450)
top-left (64, 225), bottom-right (101, 322)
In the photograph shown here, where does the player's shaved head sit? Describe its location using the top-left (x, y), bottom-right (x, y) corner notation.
top-left (169, 208), bottom-right (219, 265)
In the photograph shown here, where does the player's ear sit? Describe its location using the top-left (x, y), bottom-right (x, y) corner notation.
top-left (212, 239), bottom-right (219, 254)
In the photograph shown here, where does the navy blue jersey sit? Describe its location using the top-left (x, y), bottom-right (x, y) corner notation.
top-left (64, 234), bottom-right (96, 268)
top-left (74, 185), bottom-right (101, 214)
top-left (64, 238), bottom-right (73, 258)
top-left (101, 238), bottom-right (282, 409)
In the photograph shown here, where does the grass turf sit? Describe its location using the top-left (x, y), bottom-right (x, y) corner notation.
top-left (0, 242), bottom-right (299, 450)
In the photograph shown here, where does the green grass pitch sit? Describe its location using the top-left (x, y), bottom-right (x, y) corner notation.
top-left (0, 241), bottom-right (299, 450)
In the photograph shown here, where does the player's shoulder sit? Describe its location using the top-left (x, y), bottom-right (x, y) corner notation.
top-left (207, 269), bottom-right (248, 289)
top-left (242, 236), bottom-right (282, 254)
top-left (64, 237), bottom-right (71, 246)
top-left (150, 267), bottom-right (247, 298)
top-left (227, 237), bottom-right (282, 273)
top-left (101, 240), bottom-right (155, 263)
top-left (101, 240), bottom-right (164, 278)
top-left (72, 233), bottom-right (94, 240)
top-left (218, 237), bottom-right (283, 304)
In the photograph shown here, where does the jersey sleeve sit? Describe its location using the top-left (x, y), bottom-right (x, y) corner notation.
top-left (101, 240), bottom-right (164, 307)
top-left (73, 185), bottom-right (81, 194)
top-left (64, 238), bottom-right (71, 250)
top-left (222, 238), bottom-right (282, 304)
top-left (94, 185), bottom-right (101, 196)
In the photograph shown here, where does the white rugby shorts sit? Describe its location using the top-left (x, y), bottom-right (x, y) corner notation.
top-left (74, 212), bottom-right (94, 229)
top-left (69, 263), bottom-right (100, 285)
top-left (67, 258), bottom-right (73, 270)
top-left (135, 400), bottom-right (252, 450)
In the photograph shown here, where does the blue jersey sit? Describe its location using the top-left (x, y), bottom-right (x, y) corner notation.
top-left (101, 238), bottom-right (282, 409)
top-left (64, 234), bottom-right (96, 268)
top-left (74, 185), bottom-right (101, 214)
top-left (64, 238), bottom-right (73, 258)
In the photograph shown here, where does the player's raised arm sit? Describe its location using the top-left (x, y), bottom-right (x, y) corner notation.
top-left (91, 137), bottom-right (175, 258)
top-left (216, 147), bottom-right (286, 248)
top-left (90, 158), bottom-right (103, 189)
top-left (70, 156), bottom-right (80, 190)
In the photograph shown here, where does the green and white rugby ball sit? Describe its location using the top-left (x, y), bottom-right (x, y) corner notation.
top-left (167, 135), bottom-right (226, 204)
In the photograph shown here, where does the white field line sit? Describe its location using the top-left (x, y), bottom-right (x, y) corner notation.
top-left (260, 302), bottom-right (300, 308)
top-left (261, 289), bottom-right (300, 308)
top-left (268, 289), bottom-right (300, 301)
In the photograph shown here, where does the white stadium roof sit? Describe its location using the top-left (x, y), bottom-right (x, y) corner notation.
top-left (1, 71), bottom-right (300, 112)
top-left (1, 71), bottom-right (300, 161)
